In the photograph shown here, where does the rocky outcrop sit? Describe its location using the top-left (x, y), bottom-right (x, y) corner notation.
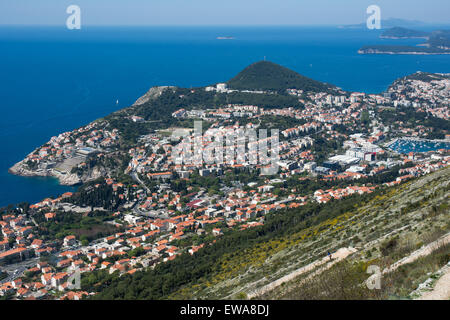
top-left (132, 86), bottom-right (177, 106)
top-left (9, 160), bottom-right (106, 186)
top-left (55, 165), bottom-right (107, 186)
top-left (57, 172), bottom-right (82, 186)
top-left (83, 166), bottom-right (106, 182)
top-left (8, 161), bottom-right (39, 177)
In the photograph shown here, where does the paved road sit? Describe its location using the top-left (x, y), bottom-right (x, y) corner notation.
top-left (130, 170), bottom-right (170, 219)
top-left (130, 171), bottom-right (150, 194)
top-left (0, 257), bottom-right (39, 284)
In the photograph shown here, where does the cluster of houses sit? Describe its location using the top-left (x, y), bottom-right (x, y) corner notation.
top-left (313, 186), bottom-right (375, 203)
top-left (0, 214), bottom-right (36, 265)
top-left (383, 155), bottom-right (450, 187)
top-left (0, 259), bottom-right (89, 300)
top-left (387, 74), bottom-right (450, 120)
top-left (22, 121), bottom-right (119, 172)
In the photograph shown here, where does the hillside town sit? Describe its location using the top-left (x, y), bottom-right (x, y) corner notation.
top-left (1, 71), bottom-right (449, 300)
top-left (8, 122), bottom-right (120, 186)
top-left (387, 72), bottom-right (450, 120)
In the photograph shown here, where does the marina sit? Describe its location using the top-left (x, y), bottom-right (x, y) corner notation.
top-left (387, 137), bottom-right (450, 154)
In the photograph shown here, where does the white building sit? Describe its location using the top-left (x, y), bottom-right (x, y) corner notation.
top-left (216, 83), bottom-right (228, 93)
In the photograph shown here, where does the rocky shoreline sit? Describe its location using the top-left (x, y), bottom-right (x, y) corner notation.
top-left (8, 160), bottom-right (104, 186)
top-left (8, 161), bottom-right (82, 186)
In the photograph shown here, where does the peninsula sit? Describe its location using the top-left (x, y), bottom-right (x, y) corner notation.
top-left (359, 28), bottom-right (450, 55)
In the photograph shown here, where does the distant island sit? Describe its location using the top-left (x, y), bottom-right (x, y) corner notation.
top-left (340, 18), bottom-right (431, 29)
top-left (358, 45), bottom-right (450, 55)
top-left (380, 27), bottom-right (429, 39)
top-left (359, 27), bottom-right (450, 55)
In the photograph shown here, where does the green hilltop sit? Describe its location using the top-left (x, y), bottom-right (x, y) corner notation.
top-left (227, 61), bottom-right (335, 93)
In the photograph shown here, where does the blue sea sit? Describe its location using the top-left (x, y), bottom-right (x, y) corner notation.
top-left (0, 25), bottom-right (449, 207)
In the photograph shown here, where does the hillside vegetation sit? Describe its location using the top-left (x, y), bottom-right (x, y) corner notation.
top-left (227, 61), bottom-right (335, 93)
top-left (257, 167), bottom-right (450, 300)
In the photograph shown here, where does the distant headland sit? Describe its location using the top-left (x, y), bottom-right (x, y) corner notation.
top-left (359, 27), bottom-right (450, 55)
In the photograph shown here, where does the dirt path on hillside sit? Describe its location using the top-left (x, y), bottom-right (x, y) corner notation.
top-left (246, 233), bottom-right (449, 299)
top-left (416, 266), bottom-right (450, 300)
top-left (383, 232), bottom-right (450, 274)
top-left (248, 247), bottom-right (357, 299)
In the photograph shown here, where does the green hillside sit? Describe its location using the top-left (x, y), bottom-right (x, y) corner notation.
top-left (227, 61), bottom-right (334, 93)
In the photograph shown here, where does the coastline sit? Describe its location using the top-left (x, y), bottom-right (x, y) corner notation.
top-left (358, 49), bottom-right (450, 55)
top-left (8, 160), bottom-right (83, 186)
top-left (6, 85), bottom-right (154, 192)
top-left (380, 36), bottom-right (429, 40)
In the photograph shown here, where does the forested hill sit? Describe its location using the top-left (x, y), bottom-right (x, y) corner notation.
top-left (227, 61), bottom-right (335, 93)
top-left (104, 61), bottom-right (338, 145)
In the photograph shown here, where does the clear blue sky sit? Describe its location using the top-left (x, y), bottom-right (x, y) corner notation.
top-left (1, 0), bottom-right (449, 26)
